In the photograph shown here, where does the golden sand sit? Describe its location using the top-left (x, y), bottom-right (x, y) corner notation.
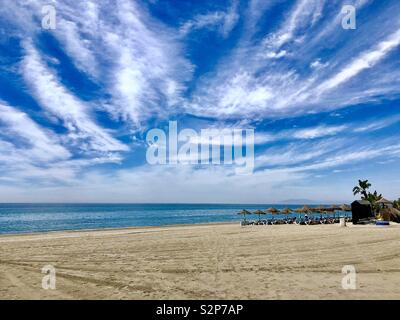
top-left (1, 223), bottom-right (399, 299)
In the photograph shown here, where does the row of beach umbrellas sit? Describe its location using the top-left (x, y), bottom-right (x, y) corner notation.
top-left (238, 205), bottom-right (351, 221)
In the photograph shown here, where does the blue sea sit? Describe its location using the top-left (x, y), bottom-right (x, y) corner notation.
top-left (0, 203), bottom-right (350, 234)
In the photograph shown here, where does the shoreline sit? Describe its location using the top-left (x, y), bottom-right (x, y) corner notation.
top-left (0, 220), bottom-right (238, 239)
top-left (1, 220), bottom-right (397, 240)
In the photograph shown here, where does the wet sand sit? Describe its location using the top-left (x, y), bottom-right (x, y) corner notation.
top-left (1, 222), bottom-right (400, 299)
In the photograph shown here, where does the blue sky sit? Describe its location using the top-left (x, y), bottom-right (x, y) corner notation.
top-left (0, 0), bottom-right (399, 203)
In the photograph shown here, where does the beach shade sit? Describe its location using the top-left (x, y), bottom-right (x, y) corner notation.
top-left (237, 209), bottom-right (251, 222)
top-left (327, 206), bottom-right (337, 217)
top-left (340, 204), bottom-right (351, 212)
top-left (376, 197), bottom-right (392, 204)
top-left (383, 207), bottom-right (400, 222)
top-left (294, 206), bottom-right (309, 216)
top-left (377, 206), bottom-right (400, 222)
top-left (294, 208), bottom-right (301, 219)
top-left (266, 207), bottom-right (279, 213)
top-left (254, 209), bottom-right (266, 221)
top-left (320, 205), bottom-right (327, 211)
top-left (376, 198), bottom-right (393, 208)
top-left (315, 205), bottom-right (327, 213)
top-left (281, 207), bottom-right (293, 219)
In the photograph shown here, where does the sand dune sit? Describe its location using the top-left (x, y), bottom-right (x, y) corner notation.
top-left (1, 223), bottom-right (400, 299)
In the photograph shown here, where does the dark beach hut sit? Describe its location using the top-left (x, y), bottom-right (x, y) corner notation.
top-left (351, 200), bottom-right (373, 224)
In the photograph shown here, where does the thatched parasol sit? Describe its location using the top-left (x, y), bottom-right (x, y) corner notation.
top-left (254, 209), bottom-right (266, 221)
top-left (237, 209), bottom-right (251, 222)
top-left (281, 207), bottom-right (293, 219)
top-left (294, 206), bottom-right (310, 214)
top-left (378, 207), bottom-right (400, 222)
top-left (376, 198), bottom-right (393, 208)
top-left (313, 205), bottom-right (327, 213)
top-left (376, 197), bottom-right (392, 204)
top-left (340, 204), bottom-right (351, 211)
top-left (266, 207), bottom-right (279, 213)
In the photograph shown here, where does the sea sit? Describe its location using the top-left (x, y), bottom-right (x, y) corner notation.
top-left (0, 203), bottom-right (351, 234)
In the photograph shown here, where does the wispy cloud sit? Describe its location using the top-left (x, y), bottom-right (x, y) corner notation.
top-left (3, 0), bottom-right (192, 127)
top-left (180, 1), bottom-right (239, 38)
top-left (0, 0), bottom-right (400, 202)
top-left (103, 0), bottom-right (192, 125)
top-left (316, 29), bottom-right (400, 94)
top-left (22, 41), bottom-right (128, 155)
top-left (185, 0), bottom-right (400, 119)
top-left (353, 115), bottom-right (400, 133)
top-left (261, 0), bottom-right (324, 57)
top-left (291, 125), bottom-right (347, 139)
top-left (291, 143), bottom-right (400, 172)
top-left (0, 102), bottom-right (70, 163)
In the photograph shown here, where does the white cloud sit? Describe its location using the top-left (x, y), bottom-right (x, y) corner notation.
top-left (265, 50), bottom-right (287, 59)
top-left (56, 18), bottom-right (98, 77)
top-left (0, 102), bottom-right (126, 185)
top-left (316, 29), bottom-right (400, 93)
top-left (0, 102), bottom-right (70, 162)
top-left (310, 59), bottom-right (329, 69)
top-left (3, 0), bottom-right (192, 127)
top-left (262, 0), bottom-right (323, 54)
top-left (21, 41), bottom-right (128, 155)
top-left (180, 1), bottom-right (239, 38)
top-left (291, 125), bottom-right (347, 139)
top-left (103, 0), bottom-right (192, 125)
top-left (285, 143), bottom-right (400, 173)
top-left (353, 115), bottom-right (400, 133)
top-left (185, 1), bottom-right (400, 119)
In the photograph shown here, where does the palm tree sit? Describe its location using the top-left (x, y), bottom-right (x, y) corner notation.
top-left (367, 190), bottom-right (383, 212)
top-left (352, 179), bottom-right (382, 213)
top-left (366, 190), bottom-right (382, 203)
top-left (393, 198), bottom-right (400, 209)
top-left (352, 179), bottom-right (371, 199)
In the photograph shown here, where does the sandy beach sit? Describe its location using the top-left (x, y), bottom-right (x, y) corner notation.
top-left (1, 222), bottom-right (400, 300)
